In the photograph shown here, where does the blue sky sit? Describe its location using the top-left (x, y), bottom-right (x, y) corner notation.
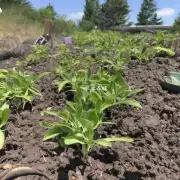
top-left (29, 0), bottom-right (179, 25)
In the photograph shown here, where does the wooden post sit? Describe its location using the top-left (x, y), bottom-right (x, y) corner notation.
top-left (44, 19), bottom-right (55, 49)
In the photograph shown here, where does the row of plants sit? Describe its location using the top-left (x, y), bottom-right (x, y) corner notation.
top-left (39, 32), bottom-right (148, 160)
top-left (17, 30), bottom-right (177, 71)
top-left (74, 30), bottom-right (176, 64)
top-left (20, 30), bottom-right (176, 159)
top-left (0, 68), bottom-right (48, 149)
top-left (1, 30), bottom-right (177, 160)
top-left (38, 30), bottom-right (178, 159)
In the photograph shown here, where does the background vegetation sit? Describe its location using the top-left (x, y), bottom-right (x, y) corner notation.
top-left (0, 0), bottom-right (78, 51)
top-left (0, 0), bottom-right (180, 47)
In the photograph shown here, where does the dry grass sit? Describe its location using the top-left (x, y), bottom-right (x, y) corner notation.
top-left (0, 8), bottom-right (43, 51)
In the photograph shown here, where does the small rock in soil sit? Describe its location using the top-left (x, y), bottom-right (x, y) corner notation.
top-left (161, 113), bottom-right (168, 120)
top-left (2, 164), bottom-right (13, 170)
top-left (141, 114), bottom-right (160, 127)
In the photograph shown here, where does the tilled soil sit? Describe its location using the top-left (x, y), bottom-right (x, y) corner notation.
top-left (0, 56), bottom-right (179, 180)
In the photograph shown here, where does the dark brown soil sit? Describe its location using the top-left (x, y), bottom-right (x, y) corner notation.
top-left (0, 56), bottom-right (180, 180)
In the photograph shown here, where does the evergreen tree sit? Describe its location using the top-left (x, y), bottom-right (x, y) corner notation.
top-left (173, 13), bottom-right (180, 32)
top-left (80, 0), bottom-right (100, 31)
top-left (100, 0), bottom-right (130, 30)
top-left (137, 0), bottom-right (162, 25)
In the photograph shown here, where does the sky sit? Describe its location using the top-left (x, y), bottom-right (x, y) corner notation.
top-left (29, 0), bottom-right (180, 25)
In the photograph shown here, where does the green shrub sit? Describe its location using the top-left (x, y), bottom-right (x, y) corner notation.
top-left (55, 16), bottom-right (78, 36)
top-left (79, 20), bottom-right (95, 31)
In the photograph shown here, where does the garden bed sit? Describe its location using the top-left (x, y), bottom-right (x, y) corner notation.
top-left (0, 54), bottom-right (179, 180)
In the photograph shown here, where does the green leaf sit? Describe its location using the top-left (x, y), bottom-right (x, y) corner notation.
top-left (75, 86), bottom-right (88, 102)
top-left (154, 46), bottom-right (175, 56)
top-left (43, 125), bottom-right (72, 141)
top-left (28, 88), bottom-right (41, 96)
top-left (0, 103), bottom-right (10, 128)
top-left (118, 99), bottom-right (142, 108)
top-left (74, 133), bottom-right (86, 139)
top-left (102, 137), bottom-right (133, 143)
top-left (66, 101), bottom-right (77, 112)
top-left (98, 79), bottom-right (109, 85)
top-left (38, 72), bottom-right (50, 79)
top-left (64, 137), bottom-right (85, 145)
top-left (40, 121), bottom-right (53, 128)
top-left (115, 73), bottom-right (128, 87)
top-left (94, 139), bottom-right (112, 147)
top-left (101, 122), bottom-right (116, 125)
top-left (79, 118), bottom-right (93, 131)
top-left (0, 130), bottom-right (5, 149)
top-left (85, 110), bottom-right (100, 129)
top-left (100, 99), bottom-right (117, 112)
top-left (59, 111), bottom-right (70, 121)
top-left (17, 95), bottom-right (32, 102)
top-left (90, 91), bottom-right (102, 112)
top-left (57, 80), bottom-right (70, 92)
top-left (90, 91), bottom-right (102, 102)
top-left (41, 110), bottom-right (61, 118)
top-left (127, 88), bottom-right (145, 97)
top-left (43, 128), bottom-right (61, 141)
top-left (40, 121), bottom-right (61, 128)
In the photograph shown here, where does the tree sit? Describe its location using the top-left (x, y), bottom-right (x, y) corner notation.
top-left (55, 16), bottom-right (78, 35)
top-left (37, 3), bottom-right (57, 22)
top-left (173, 13), bottom-right (180, 32)
top-left (137, 0), bottom-right (162, 25)
top-left (99, 0), bottom-right (130, 30)
top-left (80, 0), bottom-right (100, 31)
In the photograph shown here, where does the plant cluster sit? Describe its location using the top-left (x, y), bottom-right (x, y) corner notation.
top-left (0, 67), bottom-right (48, 148)
top-left (17, 45), bottom-right (49, 66)
top-left (41, 71), bottom-right (138, 158)
top-left (0, 68), bottom-right (47, 107)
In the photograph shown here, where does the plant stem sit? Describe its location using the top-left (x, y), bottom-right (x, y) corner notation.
top-left (82, 144), bottom-right (88, 159)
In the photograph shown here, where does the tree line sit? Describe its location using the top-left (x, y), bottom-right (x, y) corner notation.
top-left (80, 0), bottom-right (180, 31)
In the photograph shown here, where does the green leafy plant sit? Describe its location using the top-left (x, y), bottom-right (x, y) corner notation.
top-left (0, 68), bottom-right (48, 107)
top-left (131, 42), bottom-right (155, 63)
top-left (26, 45), bottom-right (48, 62)
top-left (0, 103), bottom-right (10, 149)
top-left (17, 45), bottom-right (48, 66)
top-left (40, 99), bottom-right (133, 158)
top-left (154, 30), bottom-right (165, 45)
